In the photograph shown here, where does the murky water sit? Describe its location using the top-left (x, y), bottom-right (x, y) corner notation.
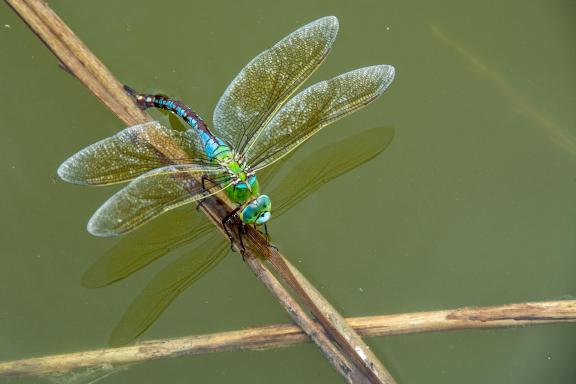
top-left (1, 0), bottom-right (575, 383)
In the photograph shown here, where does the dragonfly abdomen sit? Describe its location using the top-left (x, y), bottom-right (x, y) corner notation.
top-left (140, 94), bottom-right (208, 133)
top-left (127, 89), bottom-right (231, 160)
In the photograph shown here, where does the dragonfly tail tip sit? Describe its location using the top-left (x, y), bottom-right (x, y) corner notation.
top-left (123, 84), bottom-right (137, 96)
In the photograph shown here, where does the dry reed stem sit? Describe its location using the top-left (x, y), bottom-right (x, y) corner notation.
top-left (0, 300), bottom-right (573, 377)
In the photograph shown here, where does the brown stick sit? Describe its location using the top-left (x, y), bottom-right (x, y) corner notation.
top-left (242, 256), bottom-right (370, 383)
top-left (267, 250), bottom-right (397, 383)
top-left (5, 1), bottom-right (388, 382)
top-left (1, 300), bottom-right (573, 377)
top-left (5, 0), bottom-right (149, 126)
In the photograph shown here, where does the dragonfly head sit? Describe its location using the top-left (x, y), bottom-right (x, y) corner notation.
top-left (240, 195), bottom-right (271, 225)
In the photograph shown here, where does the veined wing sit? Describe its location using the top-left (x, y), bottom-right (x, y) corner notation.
top-left (270, 127), bottom-right (395, 218)
top-left (213, 16), bottom-right (338, 154)
top-left (58, 121), bottom-right (211, 185)
top-left (87, 164), bottom-right (231, 237)
top-left (245, 65), bottom-right (395, 170)
top-left (256, 146), bottom-right (299, 190)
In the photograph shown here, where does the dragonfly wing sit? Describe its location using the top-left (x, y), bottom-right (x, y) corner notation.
top-left (87, 164), bottom-right (230, 237)
top-left (213, 16), bottom-right (338, 153)
top-left (109, 231), bottom-right (228, 346)
top-left (58, 121), bottom-right (210, 185)
top-left (270, 127), bottom-right (395, 218)
top-left (256, 125), bottom-right (318, 189)
top-left (246, 65), bottom-right (395, 170)
top-left (256, 147), bottom-right (299, 190)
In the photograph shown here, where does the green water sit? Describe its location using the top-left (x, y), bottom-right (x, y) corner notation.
top-left (1, 0), bottom-right (575, 383)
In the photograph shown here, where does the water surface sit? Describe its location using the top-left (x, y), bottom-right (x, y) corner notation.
top-left (0, 0), bottom-right (575, 383)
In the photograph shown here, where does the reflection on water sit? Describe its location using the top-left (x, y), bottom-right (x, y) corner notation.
top-left (109, 231), bottom-right (228, 346)
top-left (84, 127), bottom-right (395, 345)
top-left (429, 24), bottom-right (576, 154)
top-left (82, 207), bottom-right (213, 289)
top-left (2, 1), bottom-right (574, 382)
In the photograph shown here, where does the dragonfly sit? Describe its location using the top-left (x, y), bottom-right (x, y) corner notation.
top-left (57, 16), bottom-right (395, 245)
top-left (80, 126), bottom-right (395, 345)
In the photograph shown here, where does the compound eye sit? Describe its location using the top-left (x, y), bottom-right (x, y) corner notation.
top-left (256, 211), bottom-right (271, 224)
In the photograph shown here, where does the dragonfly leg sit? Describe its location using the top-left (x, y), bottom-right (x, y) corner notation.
top-left (197, 175), bottom-right (220, 212)
top-left (195, 198), bottom-right (206, 212)
top-left (201, 175), bottom-right (221, 191)
top-left (222, 206), bottom-right (242, 249)
top-left (238, 222), bottom-right (247, 260)
top-left (259, 223), bottom-right (278, 250)
top-left (200, 174), bottom-right (209, 191)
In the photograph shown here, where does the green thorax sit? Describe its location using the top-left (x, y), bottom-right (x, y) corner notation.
top-left (219, 157), bottom-right (260, 204)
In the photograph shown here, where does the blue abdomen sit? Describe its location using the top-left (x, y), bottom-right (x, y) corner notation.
top-left (139, 93), bottom-right (230, 160)
top-left (201, 133), bottom-right (230, 159)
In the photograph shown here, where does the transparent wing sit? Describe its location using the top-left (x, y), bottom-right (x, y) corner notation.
top-left (270, 127), bottom-right (395, 218)
top-left (253, 124), bottom-right (316, 188)
top-left (87, 164), bottom-right (230, 237)
top-left (82, 205), bottom-right (212, 288)
top-left (109, 231), bottom-right (228, 346)
top-left (213, 16), bottom-right (338, 153)
top-left (246, 65), bottom-right (395, 170)
top-left (256, 147), bottom-right (298, 190)
top-left (58, 121), bottom-right (211, 185)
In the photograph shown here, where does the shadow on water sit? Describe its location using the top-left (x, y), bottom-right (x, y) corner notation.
top-left (429, 24), bottom-right (576, 154)
top-left (82, 126), bottom-right (395, 346)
